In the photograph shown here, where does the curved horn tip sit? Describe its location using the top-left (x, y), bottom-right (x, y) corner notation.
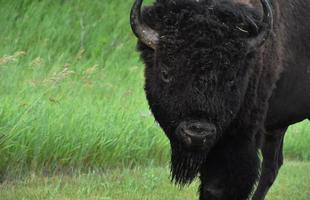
top-left (246, 0), bottom-right (273, 51)
top-left (130, 0), bottom-right (159, 49)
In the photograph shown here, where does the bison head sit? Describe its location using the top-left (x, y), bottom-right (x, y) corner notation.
top-left (131, 0), bottom-right (272, 185)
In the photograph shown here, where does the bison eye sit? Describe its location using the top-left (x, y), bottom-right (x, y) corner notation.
top-left (227, 79), bottom-right (236, 90)
top-left (161, 69), bottom-right (172, 83)
top-left (227, 80), bottom-right (234, 86)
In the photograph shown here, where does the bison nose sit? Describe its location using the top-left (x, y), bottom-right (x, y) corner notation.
top-left (176, 121), bottom-right (217, 150)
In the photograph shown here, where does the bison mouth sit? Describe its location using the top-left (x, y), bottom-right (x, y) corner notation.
top-left (170, 120), bottom-right (218, 185)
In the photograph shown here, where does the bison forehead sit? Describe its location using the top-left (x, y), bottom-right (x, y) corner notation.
top-left (157, 0), bottom-right (260, 33)
top-left (153, 0), bottom-right (261, 54)
top-left (156, 40), bottom-right (248, 76)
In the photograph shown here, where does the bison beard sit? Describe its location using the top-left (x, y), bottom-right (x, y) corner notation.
top-left (170, 143), bottom-right (207, 185)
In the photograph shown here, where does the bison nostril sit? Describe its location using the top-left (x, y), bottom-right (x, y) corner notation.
top-left (184, 136), bottom-right (192, 146)
top-left (203, 138), bottom-right (207, 144)
top-left (209, 127), bottom-right (216, 134)
top-left (178, 130), bottom-right (193, 146)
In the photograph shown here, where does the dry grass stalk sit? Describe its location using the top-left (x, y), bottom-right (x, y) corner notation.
top-left (0, 51), bottom-right (26, 65)
top-left (43, 67), bottom-right (75, 85)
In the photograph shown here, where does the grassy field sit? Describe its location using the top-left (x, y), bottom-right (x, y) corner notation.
top-left (0, 0), bottom-right (169, 176)
top-left (1, 161), bottom-right (310, 200)
top-left (0, 0), bottom-right (309, 196)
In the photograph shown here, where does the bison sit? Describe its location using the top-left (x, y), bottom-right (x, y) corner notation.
top-left (130, 0), bottom-right (310, 199)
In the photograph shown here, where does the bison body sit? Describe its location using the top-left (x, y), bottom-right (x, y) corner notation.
top-left (130, 0), bottom-right (310, 199)
top-left (267, 0), bottom-right (310, 128)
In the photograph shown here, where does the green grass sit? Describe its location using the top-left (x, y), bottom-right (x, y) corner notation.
top-left (285, 121), bottom-right (310, 160)
top-left (1, 161), bottom-right (309, 200)
top-left (0, 0), bottom-right (168, 175)
top-left (0, 0), bottom-right (309, 178)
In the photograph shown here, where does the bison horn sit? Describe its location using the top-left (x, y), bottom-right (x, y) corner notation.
top-left (247, 0), bottom-right (273, 51)
top-left (130, 0), bottom-right (159, 49)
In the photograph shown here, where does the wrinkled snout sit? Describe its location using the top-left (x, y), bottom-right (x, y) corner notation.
top-left (176, 121), bottom-right (217, 151)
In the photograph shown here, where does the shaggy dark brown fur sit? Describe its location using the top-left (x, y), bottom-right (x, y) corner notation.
top-left (134, 0), bottom-right (310, 199)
